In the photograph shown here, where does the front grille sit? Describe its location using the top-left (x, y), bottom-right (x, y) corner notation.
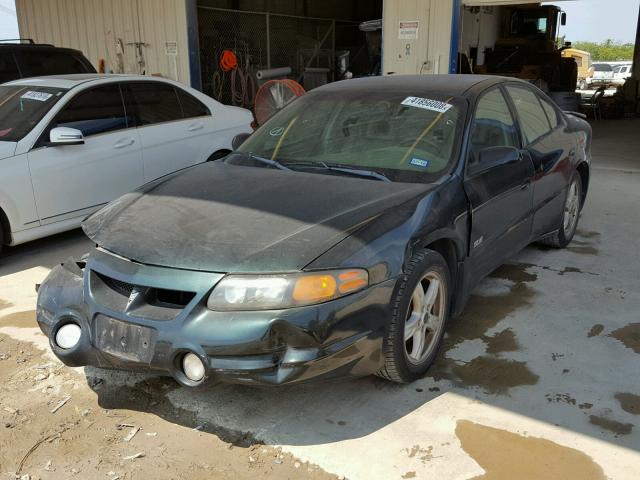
top-left (90, 270), bottom-right (197, 320)
top-left (97, 273), bottom-right (134, 297)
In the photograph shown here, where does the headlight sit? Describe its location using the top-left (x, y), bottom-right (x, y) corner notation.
top-left (207, 269), bottom-right (368, 311)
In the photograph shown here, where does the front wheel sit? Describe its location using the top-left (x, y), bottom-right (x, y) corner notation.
top-left (539, 173), bottom-right (582, 248)
top-left (377, 249), bottom-right (450, 383)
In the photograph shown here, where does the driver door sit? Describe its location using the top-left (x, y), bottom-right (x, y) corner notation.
top-left (463, 87), bottom-right (535, 284)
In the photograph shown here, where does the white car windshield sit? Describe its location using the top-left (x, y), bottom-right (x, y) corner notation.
top-left (0, 85), bottom-right (67, 142)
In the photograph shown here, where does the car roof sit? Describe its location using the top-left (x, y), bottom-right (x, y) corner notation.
top-left (4, 74), bottom-right (173, 89)
top-left (315, 74), bottom-right (525, 97)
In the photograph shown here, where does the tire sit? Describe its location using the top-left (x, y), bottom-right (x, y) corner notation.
top-left (377, 249), bottom-right (450, 383)
top-left (0, 223), bottom-right (3, 255)
top-left (538, 173), bottom-right (582, 248)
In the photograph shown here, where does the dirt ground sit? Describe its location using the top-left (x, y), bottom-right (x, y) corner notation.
top-left (0, 323), bottom-right (335, 480)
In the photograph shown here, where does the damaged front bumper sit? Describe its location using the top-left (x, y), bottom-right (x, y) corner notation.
top-left (36, 248), bottom-right (395, 386)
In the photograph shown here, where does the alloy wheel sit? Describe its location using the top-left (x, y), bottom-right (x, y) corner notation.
top-left (563, 179), bottom-right (580, 237)
top-left (404, 271), bottom-right (446, 364)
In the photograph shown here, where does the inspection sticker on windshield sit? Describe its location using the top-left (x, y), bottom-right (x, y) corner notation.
top-left (21, 91), bottom-right (53, 102)
top-left (410, 158), bottom-right (429, 168)
top-left (401, 96), bottom-right (452, 113)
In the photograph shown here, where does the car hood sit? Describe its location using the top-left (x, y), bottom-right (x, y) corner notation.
top-left (83, 162), bottom-right (434, 272)
top-left (0, 142), bottom-right (17, 160)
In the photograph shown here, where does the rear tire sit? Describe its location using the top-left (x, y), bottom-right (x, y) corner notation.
top-left (538, 173), bottom-right (582, 248)
top-left (377, 249), bottom-right (450, 383)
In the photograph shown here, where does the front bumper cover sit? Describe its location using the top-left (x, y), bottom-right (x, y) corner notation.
top-left (36, 249), bottom-right (395, 386)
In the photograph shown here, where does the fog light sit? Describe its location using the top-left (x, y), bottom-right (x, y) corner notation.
top-left (182, 353), bottom-right (205, 382)
top-left (55, 323), bottom-right (82, 350)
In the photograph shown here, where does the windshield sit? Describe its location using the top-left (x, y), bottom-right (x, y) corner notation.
top-left (232, 89), bottom-right (465, 183)
top-left (0, 85), bottom-right (67, 142)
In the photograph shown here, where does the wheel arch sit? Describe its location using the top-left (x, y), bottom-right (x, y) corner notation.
top-left (576, 161), bottom-right (589, 207)
top-left (416, 235), bottom-right (468, 317)
top-left (0, 206), bottom-right (11, 245)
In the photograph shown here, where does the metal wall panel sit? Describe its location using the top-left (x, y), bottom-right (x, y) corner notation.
top-left (382, 0), bottom-right (454, 76)
top-left (15, 0), bottom-right (191, 85)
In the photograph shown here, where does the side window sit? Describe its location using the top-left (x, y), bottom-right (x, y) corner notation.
top-left (54, 84), bottom-right (128, 137)
top-left (128, 82), bottom-right (183, 126)
top-left (506, 85), bottom-right (552, 144)
top-left (469, 88), bottom-right (519, 164)
top-left (15, 51), bottom-right (90, 76)
top-left (539, 96), bottom-right (559, 129)
top-left (176, 88), bottom-right (210, 118)
top-left (0, 52), bottom-right (20, 83)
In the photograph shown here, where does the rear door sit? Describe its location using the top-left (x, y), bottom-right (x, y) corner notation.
top-left (504, 84), bottom-right (573, 238)
top-left (28, 83), bottom-right (143, 224)
top-left (124, 81), bottom-right (212, 182)
top-left (464, 86), bottom-right (535, 283)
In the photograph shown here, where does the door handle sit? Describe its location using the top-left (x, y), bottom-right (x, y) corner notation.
top-left (114, 138), bottom-right (135, 149)
top-left (521, 180), bottom-right (532, 190)
top-left (187, 123), bottom-right (204, 132)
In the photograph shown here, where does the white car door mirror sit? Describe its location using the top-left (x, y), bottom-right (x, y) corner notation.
top-left (49, 127), bottom-right (84, 146)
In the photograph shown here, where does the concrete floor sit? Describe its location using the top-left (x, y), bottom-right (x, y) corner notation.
top-left (1, 119), bottom-right (639, 479)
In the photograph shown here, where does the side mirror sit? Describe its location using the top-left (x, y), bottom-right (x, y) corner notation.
top-left (469, 146), bottom-right (521, 176)
top-left (49, 127), bottom-right (84, 146)
top-left (232, 132), bottom-right (251, 150)
top-left (560, 12), bottom-right (567, 26)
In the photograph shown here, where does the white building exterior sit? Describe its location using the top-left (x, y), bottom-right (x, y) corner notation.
top-left (15, 0), bottom-right (193, 85)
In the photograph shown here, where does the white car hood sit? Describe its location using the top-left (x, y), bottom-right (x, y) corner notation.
top-left (0, 142), bottom-right (17, 160)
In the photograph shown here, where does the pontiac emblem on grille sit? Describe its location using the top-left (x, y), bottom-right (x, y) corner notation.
top-left (125, 287), bottom-right (144, 311)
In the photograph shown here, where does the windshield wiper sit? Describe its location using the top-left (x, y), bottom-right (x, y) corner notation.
top-left (235, 152), bottom-right (291, 171)
top-left (286, 160), bottom-right (391, 182)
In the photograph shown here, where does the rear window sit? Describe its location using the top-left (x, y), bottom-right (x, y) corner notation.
top-left (593, 64), bottom-right (612, 72)
top-left (0, 52), bottom-right (19, 83)
top-left (14, 50), bottom-right (92, 77)
top-left (0, 85), bottom-right (67, 142)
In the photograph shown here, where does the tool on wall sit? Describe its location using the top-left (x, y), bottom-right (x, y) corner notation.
top-left (127, 41), bottom-right (148, 75)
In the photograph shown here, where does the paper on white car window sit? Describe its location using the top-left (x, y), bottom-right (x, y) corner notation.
top-left (21, 91), bottom-right (53, 102)
top-left (401, 96), bottom-right (452, 113)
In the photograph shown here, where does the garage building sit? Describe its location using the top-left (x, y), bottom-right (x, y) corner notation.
top-left (13, 0), bottom-right (640, 112)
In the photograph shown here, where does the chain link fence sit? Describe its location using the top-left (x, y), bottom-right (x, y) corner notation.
top-left (198, 6), bottom-right (363, 107)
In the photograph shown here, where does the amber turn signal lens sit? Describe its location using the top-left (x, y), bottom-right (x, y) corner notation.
top-left (292, 275), bottom-right (337, 303)
top-left (291, 270), bottom-right (368, 304)
top-left (337, 270), bottom-right (369, 294)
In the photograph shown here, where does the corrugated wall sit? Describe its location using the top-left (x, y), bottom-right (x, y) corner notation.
top-left (382, 0), bottom-right (454, 76)
top-left (15, 0), bottom-right (192, 85)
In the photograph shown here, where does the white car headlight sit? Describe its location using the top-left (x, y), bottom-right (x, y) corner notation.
top-left (207, 269), bottom-right (369, 311)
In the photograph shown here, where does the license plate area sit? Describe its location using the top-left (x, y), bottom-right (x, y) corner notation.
top-left (94, 314), bottom-right (157, 363)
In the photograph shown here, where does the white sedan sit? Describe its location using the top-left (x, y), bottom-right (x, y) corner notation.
top-left (0, 74), bottom-right (253, 251)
